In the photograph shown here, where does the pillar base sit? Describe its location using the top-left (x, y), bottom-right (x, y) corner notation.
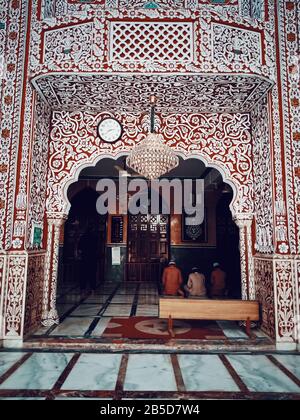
top-left (3, 339), bottom-right (24, 349)
top-left (42, 309), bottom-right (59, 327)
top-left (276, 342), bottom-right (297, 351)
top-left (41, 318), bottom-right (59, 328)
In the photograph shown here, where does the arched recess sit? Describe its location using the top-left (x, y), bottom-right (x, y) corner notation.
top-left (42, 149), bottom-right (255, 326)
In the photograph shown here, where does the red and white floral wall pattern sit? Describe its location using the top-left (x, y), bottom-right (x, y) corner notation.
top-left (27, 98), bottom-right (52, 249)
top-left (254, 258), bottom-right (275, 338)
top-left (0, 0), bottom-right (28, 251)
top-left (251, 97), bottom-right (274, 254)
top-left (45, 0), bottom-right (240, 18)
top-left (0, 0), bottom-right (299, 348)
top-left (24, 252), bottom-right (46, 335)
top-left (3, 255), bottom-right (28, 338)
top-left (275, 259), bottom-right (297, 343)
top-left (32, 5), bottom-right (273, 78)
top-left (280, 0), bottom-right (300, 258)
top-left (47, 111), bottom-right (253, 216)
top-left (0, 255), bottom-right (6, 338)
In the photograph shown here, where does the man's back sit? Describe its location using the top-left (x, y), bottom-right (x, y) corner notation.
top-left (163, 266), bottom-right (182, 295)
top-left (187, 272), bottom-right (207, 297)
top-left (211, 268), bottom-right (226, 296)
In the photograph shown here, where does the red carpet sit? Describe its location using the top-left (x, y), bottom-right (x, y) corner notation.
top-left (102, 317), bottom-right (227, 340)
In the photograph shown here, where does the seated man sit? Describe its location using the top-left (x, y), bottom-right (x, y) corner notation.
top-left (162, 261), bottom-right (184, 297)
top-left (184, 267), bottom-right (207, 298)
top-left (210, 262), bottom-right (227, 298)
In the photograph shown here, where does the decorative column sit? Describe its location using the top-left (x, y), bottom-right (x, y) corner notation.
top-left (296, 258), bottom-right (300, 351)
top-left (42, 215), bottom-right (66, 327)
top-left (234, 215), bottom-right (255, 301)
top-left (0, 253), bottom-right (7, 344)
top-left (268, 0), bottom-right (299, 350)
top-left (273, 256), bottom-right (298, 351)
top-left (2, 253), bottom-right (28, 347)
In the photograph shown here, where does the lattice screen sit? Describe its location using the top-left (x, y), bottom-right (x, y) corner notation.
top-left (110, 21), bottom-right (194, 62)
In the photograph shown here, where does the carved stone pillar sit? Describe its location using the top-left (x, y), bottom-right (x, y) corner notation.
top-left (42, 216), bottom-right (66, 327)
top-left (2, 253), bottom-right (28, 348)
top-left (234, 216), bottom-right (255, 301)
top-left (0, 252), bottom-right (7, 344)
top-left (296, 258), bottom-right (300, 351)
top-left (273, 256), bottom-right (298, 351)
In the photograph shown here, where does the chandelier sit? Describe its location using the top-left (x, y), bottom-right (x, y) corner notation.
top-left (126, 96), bottom-right (179, 179)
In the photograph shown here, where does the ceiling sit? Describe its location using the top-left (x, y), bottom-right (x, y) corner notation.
top-left (32, 73), bottom-right (273, 114)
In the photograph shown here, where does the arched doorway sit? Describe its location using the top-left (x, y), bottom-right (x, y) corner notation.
top-left (37, 156), bottom-right (249, 341)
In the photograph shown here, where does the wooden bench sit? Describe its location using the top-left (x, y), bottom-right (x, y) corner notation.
top-left (159, 297), bottom-right (260, 338)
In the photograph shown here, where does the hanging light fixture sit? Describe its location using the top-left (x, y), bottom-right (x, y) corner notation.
top-left (126, 95), bottom-right (179, 179)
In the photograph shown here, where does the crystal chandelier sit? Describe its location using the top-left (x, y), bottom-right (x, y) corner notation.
top-left (126, 96), bottom-right (179, 179)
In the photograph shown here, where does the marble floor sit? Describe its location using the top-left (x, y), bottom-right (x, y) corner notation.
top-left (31, 282), bottom-right (270, 343)
top-left (32, 282), bottom-right (159, 339)
top-left (0, 350), bottom-right (299, 400)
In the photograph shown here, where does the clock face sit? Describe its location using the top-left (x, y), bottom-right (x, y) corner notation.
top-left (98, 118), bottom-right (122, 143)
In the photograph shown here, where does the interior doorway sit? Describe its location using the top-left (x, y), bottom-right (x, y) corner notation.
top-left (62, 187), bottom-right (107, 291)
top-left (216, 190), bottom-right (241, 298)
top-left (126, 214), bottom-right (170, 282)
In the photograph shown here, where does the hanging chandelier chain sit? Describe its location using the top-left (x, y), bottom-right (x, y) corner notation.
top-left (150, 94), bottom-right (157, 133)
top-left (150, 103), bottom-right (155, 134)
top-left (126, 95), bottom-right (179, 179)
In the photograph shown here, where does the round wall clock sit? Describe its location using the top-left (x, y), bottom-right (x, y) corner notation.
top-left (97, 118), bottom-right (123, 143)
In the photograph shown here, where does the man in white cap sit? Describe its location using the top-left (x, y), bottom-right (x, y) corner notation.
top-left (210, 262), bottom-right (227, 298)
top-left (184, 267), bottom-right (207, 298)
top-left (162, 260), bottom-right (184, 297)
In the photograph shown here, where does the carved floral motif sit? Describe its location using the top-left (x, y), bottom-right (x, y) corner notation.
top-left (27, 98), bottom-right (52, 249)
top-left (4, 255), bottom-right (27, 337)
top-left (254, 258), bottom-right (275, 338)
top-left (31, 6), bottom-right (273, 78)
top-left (47, 110), bottom-right (253, 216)
top-left (24, 253), bottom-right (45, 335)
top-left (212, 23), bottom-right (262, 69)
top-left (0, 0), bottom-right (27, 250)
top-left (0, 0), bottom-right (298, 347)
top-left (251, 97), bottom-right (274, 253)
top-left (0, 254), bottom-right (6, 339)
top-left (32, 73), bottom-right (273, 114)
top-left (275, 260), bottom-right (296, 342)
top-left (43, 22), bottom-right (93, 65)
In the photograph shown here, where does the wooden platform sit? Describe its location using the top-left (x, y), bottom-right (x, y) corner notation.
top-left (159, 298), bottom-right (260, 337)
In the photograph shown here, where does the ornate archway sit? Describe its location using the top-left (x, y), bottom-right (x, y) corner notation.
top-left (42, 110), bottom-right (255, 325)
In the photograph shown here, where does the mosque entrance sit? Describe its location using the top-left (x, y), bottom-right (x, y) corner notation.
top-left (28, 156), bottom-right (265, 346)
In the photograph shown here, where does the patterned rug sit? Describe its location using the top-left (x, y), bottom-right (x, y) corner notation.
top-left (102, 317), bottom-right (227, 340)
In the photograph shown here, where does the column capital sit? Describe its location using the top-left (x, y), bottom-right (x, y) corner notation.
top-left (46, 212), bottom-right (68, 226)
top-left (233, 214), bottom-right (254, 228)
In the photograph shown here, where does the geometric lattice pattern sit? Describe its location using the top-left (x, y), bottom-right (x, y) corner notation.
top-left (110, 21), bottom-right (194, 62)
